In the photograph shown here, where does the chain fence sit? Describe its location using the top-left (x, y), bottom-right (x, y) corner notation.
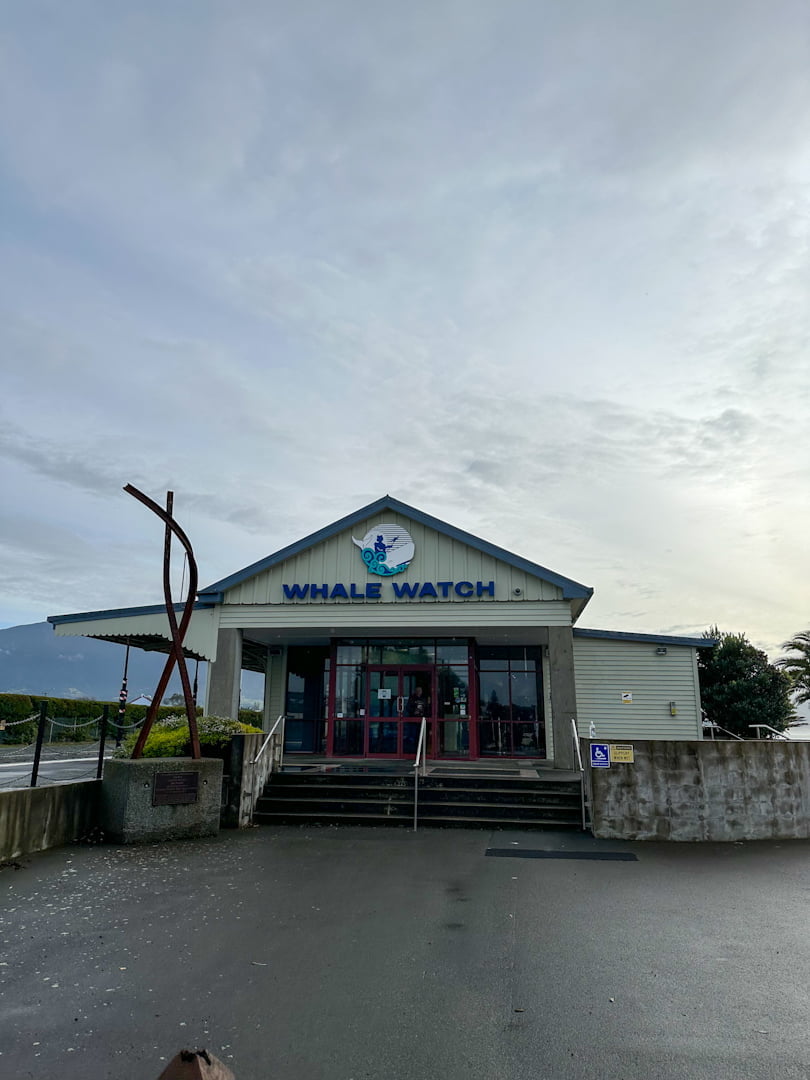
top-left (0, 705), bottom-right (147, 789)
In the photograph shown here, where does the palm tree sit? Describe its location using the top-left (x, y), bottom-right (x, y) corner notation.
top-left (776, 632), bottom-right (810, 706)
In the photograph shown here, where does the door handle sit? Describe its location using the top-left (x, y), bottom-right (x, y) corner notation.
top-left (397, 696), bottom-right (404, 717)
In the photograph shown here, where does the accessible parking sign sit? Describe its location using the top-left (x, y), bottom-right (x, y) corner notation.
top-left (590, 743), bottom-right (610, 768)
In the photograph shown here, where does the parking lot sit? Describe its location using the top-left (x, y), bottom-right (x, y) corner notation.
top-left (1, 825), bottom-right (809, 1080)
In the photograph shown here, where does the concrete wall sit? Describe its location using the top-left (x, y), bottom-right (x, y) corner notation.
top-left (574, 639), bottom-right (702, 740)
top-left (587, 739), bottom-right (810, 841)
top-left (548, 626), bottom-right (578, 770)
top-left (205, 628), bottom-right (243, 720)
top-left (221, 730), bottom-right (282, 827)
top-left (0, 781), bottom-right (100, 861)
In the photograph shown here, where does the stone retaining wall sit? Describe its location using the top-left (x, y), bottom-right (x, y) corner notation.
top-left (587, 739), bottom-right (810, 841)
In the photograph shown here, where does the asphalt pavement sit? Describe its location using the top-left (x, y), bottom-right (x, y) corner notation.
top-left (0, 758), bottom-right (102, 788)
top-left (1, 826), bottom-right (809, 1080)
top-left (0, 742), bottom-right (105, 788)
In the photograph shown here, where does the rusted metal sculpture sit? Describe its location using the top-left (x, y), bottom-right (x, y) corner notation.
top-left (124, 485), bottom-right (201, 759)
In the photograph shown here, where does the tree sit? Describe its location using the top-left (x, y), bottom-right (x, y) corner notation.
top-left (698, 627), bottom-right (795, 737)
top-left (776, 631), bottom-right (810, 707)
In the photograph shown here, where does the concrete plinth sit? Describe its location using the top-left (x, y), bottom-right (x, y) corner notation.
top-left (102, 758), bottom-right (223, 844)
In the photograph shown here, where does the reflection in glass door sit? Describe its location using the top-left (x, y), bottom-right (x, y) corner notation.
top-left (401, 669), bottom-right (432, 757)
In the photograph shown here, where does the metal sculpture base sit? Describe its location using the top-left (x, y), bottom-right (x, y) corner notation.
top-left (101, 758), bottom-right (223, 844)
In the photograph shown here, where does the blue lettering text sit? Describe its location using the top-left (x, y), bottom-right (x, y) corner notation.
top-left (454, 581), bottom-right (474, 597)
top-left (310, 583), bottom-right (328, 599)
top-left (392, 581), bottom-right (420, 598)
top-left (476, 581), bottom-right (495, 597)
top-left (283, 584), bottom-right (310, 599)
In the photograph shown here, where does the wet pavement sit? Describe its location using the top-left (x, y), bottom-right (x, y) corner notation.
top-left (1, 826), bottom-right (809, 1080)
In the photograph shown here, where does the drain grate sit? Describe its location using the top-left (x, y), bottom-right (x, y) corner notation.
top-left (485, 848), bottom-right (638, 862)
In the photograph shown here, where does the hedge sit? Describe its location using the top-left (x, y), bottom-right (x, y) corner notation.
top-left (0, 694), bottom-right (264, 745)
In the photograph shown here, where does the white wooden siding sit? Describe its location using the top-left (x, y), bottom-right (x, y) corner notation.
top-left (573, 638), bottom-right (702, 740)
top-left (224, 512), bottom-right (565, 605)
top-left (219, 600), bottom-right (572, 631)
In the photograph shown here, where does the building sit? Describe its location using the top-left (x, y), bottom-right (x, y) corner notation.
top-left (48, 496), bottom-right (708, 770)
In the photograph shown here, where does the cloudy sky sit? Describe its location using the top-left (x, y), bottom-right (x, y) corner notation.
top-left (1, 1), bottom-right (808, 659)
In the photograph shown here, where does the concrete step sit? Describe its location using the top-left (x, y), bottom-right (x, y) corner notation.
top-left (255, 796), bottom-right (580, 821)
top-left (261, 783), bottom-right (580, 806)
top-left (254, 810), bottom-right (581, 830)
top-left (255, 768), bottom-right (585, 831)
top-left (271, 773), bottom-right (581, 794)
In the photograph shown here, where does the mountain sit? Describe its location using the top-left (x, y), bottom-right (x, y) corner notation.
top-left (0, 621), bottom-right (202, 701)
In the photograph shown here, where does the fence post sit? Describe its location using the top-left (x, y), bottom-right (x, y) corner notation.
top-left (30, 701), bottom-right (48, 788)
top-left (97, 705), bottom-right (109, 780)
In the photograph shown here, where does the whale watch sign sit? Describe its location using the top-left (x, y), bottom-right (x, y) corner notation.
top-left (281, 522), bottom-right (496, 600)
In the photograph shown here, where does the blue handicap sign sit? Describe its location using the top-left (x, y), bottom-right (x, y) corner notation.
top-left (590, 743), bottom-right (611, 768)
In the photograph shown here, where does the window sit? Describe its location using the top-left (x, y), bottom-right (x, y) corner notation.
top-left (477, 647), bottom-right (544, 757)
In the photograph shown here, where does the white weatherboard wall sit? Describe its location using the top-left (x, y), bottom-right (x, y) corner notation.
top-left (573, 638), bottom-right (702, 740)
top-left (222, 513), bottom-right (566, 606)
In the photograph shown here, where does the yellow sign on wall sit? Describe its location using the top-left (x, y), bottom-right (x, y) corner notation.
top-left (609, 744), bottom-right (635, 763)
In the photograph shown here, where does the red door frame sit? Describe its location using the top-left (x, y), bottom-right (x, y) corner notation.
top-left (324, 640), bottom-right (479, 760)
top-left (365, 665), bottom-right (435, 758)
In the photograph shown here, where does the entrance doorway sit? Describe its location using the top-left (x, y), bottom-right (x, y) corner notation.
top-left (366, 666), bottom-right (433, 757)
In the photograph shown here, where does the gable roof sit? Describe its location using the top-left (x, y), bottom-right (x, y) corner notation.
top-left (199, 495), bottom-right (594, 604)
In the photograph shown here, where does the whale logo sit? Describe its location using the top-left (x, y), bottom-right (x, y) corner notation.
top-left (351, 524), bottom-right (415, 577)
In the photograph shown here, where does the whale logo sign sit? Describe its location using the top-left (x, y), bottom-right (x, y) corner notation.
top-left (351, 524), bottom-right (415, 577)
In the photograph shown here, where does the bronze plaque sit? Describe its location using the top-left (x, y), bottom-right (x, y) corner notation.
top-left (153, 771), bottom-right (199, 806)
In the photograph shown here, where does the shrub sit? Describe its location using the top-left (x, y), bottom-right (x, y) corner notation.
top-left (115, 715), bottom-right (263, 758)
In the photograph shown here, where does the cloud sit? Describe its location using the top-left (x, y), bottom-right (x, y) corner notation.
top-left (0, 1), bottom-right (807, 660)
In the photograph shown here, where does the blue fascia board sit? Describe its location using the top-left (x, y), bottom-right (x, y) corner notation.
top-left (199, 494), bottom-right (594, 601)
top-left (573, 627), bottom-right (716, 648)
top-left (48, 601), bottom-right (215, 625)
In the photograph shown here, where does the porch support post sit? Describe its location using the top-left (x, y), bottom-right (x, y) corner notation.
top-left (263, 646), bottom-right (287, 730)
top-left (205, 628), bottom-right (243, 721)
top-left (547, 625), bottom-right (578, 770)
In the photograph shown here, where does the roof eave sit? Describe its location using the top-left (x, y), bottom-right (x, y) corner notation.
top-left (573, 627), bottom-right (716, 648)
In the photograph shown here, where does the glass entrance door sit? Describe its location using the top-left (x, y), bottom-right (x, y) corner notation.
top-left (367, 666), bottom-right (434, 757)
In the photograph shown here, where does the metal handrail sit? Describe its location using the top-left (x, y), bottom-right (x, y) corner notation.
top-left (571, 717), bottom-right (587, 831)
top-left (705, 722), bottom-right (744, 741)
top-left (413, 717), bottom-right (427, 832)
top-left (749, 724), bottom-right (790, 741)
top-left (252, 714), bottom-right (286, 765)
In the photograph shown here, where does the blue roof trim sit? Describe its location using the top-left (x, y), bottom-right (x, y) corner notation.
top-left (198, 495), bottom-right (594, 601)
top-left (573, 628), bottom-right (716, 648)
top-left (48, 601), bottom-right (215, 626)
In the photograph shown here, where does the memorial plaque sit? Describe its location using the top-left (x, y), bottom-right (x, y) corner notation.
top-left (153, 771), bottom-right (199, 806)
